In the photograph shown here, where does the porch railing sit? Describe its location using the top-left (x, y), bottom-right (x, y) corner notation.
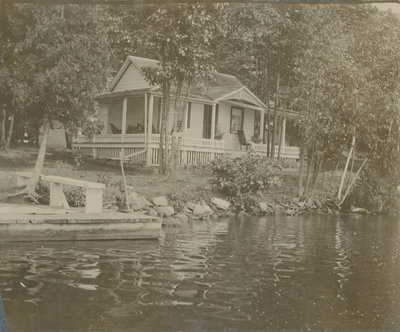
top-left (253, 143), bottom-right (300, 159)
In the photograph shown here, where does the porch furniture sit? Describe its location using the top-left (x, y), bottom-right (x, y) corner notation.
top-left (109, 123), bottom-right (122, 134)
top-left (16, 172), bottom-right (105, 214)
top-left (237, 130), bottom-right (251, 150)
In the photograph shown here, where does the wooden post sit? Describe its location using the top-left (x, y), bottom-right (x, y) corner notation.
top-left (144, 93), bottom-right (147, 146)
top-left (85, 188), bottom-right (103, 214)
top-left (146, 95), bottom-right (154, 166)
top-left (211, 104), bottom-right (216, 140)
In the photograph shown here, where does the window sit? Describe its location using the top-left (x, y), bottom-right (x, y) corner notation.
top-left (187, 102), bottom-right (191, 129)
top-left (230, 107), bottom-right (244, 133)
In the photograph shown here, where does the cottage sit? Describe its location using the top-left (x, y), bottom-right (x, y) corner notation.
top-left (72, 56), bottom-right (300, 165)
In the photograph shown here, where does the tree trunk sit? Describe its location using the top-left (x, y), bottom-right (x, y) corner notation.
top-left (4, 113), bottom-right (14, 151)
top-left (170, 81), bottom-right (183, 171)
top-left (0, 108), bottom-right (6, 149)
top-left (271, 71), bottom-right (280, 160)
top-left (277, 107), bottom-right (286, 161)
top-left (267, 98), bottom-right (271, 157)
top-left (309, 156), bottom-right (323, 197)
top-left (304, 143), bottom-right (315, 197)
top-left (298, 142), bottom-right (305, 197)
top-left (27, 119), bottom-right (50, 199)
top-left (337, 135), bottom-right (355, 200)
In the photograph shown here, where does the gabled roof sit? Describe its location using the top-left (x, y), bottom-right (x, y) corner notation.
top-left (105, 56), bottom-right (266, 109)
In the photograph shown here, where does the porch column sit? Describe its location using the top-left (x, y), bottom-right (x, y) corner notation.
top-left (122, 97), bottom-right (127, 136)
top-left (259, 110), bottom-right (265, 144)
top-left (121, 97), bottom-right (127, 158)
top-left (146, 94), bottom-right (154, 166)
top-left (211, 104), bottom-right (216, 140)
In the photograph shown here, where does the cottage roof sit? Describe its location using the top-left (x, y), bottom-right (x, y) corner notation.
top-left (102, 56), bottom-right (266, 109)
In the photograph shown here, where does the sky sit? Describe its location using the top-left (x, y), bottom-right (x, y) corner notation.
top-left (373, 3), bottom-right (400, 14)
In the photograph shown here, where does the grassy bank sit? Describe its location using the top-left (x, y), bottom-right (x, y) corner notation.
top-left (0, 145), bottom-right (340, 214)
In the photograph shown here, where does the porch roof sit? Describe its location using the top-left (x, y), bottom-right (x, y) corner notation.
top-left (95, 88), bottom-right (151, 101)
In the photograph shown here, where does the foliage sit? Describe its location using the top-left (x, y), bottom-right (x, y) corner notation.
top-left (64, 187), bottom-right (86, 207)
top-left (211, 151), bottom-right (281, 200)
top-left (167, 185), bottom-right (211, 212)
top-left (137, 4), bottom-right (222, 174)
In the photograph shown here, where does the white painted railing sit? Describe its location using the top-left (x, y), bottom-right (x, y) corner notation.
top-left (253, 143), bottom-right (300, 159)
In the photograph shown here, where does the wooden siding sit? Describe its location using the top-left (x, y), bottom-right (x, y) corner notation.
top-left (113, 64), bottom-right (150, 92)
top-left (185, 102), bottom-right (204, 138)
top-left (47, 127), bottom-right (67, 149)
top-left (218, 102), bottom-right (255, 151)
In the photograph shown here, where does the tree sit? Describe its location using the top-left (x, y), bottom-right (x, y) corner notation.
top-left (2, 4), bottom-right (111, 199)
top-left (140, 4), bottom-right (221, 174)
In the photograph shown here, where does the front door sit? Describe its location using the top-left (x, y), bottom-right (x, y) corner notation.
top-left (203, 105), bottom-right (212, 139)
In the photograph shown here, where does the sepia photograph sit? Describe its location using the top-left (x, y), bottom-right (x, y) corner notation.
top-left (0, 0), bottom-right (399, 330)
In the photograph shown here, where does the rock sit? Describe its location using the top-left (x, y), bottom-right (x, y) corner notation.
top-left (211, 197), bottom-right (230, 211)
top-left (183, 206), bottom-right (192, 214)
top-left (185, 202), bottom-right (197, 211)
top-left (250, 206), bottom-right (261, 215)
top-left (259, 202), bottom-right (269, 213)
top-left (163, 217), bottom-right (181, 227)
top-left (175, 213), bottom-right (189, 223)
top-left (127, 192), bottom-right (151, 211)
top-left (157, 206), bottom-right (174, 217)
top-left (145, 207), bottom-right (158, 217)
top-left (192, 204), bottom-right (205, 217)
top-left (238, 210), bottom-right (248, 218)
top-left (350, 206), bottom-right (369, 214)
top-left (203, 204), bottom-right (213, 216)
top-left (153, 196), bottom-right (169, 207)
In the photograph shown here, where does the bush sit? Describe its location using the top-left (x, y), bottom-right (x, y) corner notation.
top-left (64, 187), bottom-right (86, 207)
top-left (347, 164), bottom-right (399, 214)
top-left (210, 152), bottom-right (281, 209)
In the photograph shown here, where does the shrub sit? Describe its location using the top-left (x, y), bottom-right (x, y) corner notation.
top-left (210, 151), bottom-right (281, 209)
top-left (64, 187), bottom-right (86, 207)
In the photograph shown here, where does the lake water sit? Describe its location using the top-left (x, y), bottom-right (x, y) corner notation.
top-left (1, 215), bottom-right (399, 331)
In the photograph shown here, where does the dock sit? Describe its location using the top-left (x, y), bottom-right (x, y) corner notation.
top-left (0, 203), bottom-right (161, 241)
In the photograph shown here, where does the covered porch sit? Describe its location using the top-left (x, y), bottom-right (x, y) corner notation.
top-left (72, 89), bottom-right (300, 165)
top-left (72, 90), bottom-right (225, 165)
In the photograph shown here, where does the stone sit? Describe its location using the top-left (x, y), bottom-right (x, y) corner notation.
top-left (153, 196), bottom-right (169, 207)
top-left (185, 202), bottom-right (197, 211)
top-left (259, 202), bottom-right (269, 213)
top-left (127, 192), bottom-right (151, 211)
top-left (163, 217), bottom-right (181, 227)
top-left (145, 208), bottom-right (158, 217)
top-left (238, 210), bottom-right (248, 218)
top-left (192, 204), bottom-right (205, 217)
top-left (211, 197), bottom-right (230, 211)
top-left (203, 204), bottom-right (213, 216)
top-left (156, 206), bottom-right (174, 217)
top-left (175, 213), bottom-right (189, 223)
top-left (183, 206), bottom-right (192, 214)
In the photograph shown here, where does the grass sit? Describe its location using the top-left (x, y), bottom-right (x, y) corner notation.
top-left (0, 145), bottom-right (342, 208)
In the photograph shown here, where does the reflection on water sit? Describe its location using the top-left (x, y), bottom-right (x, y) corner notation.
top-left (0, 215), bottom-right (400, 331)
